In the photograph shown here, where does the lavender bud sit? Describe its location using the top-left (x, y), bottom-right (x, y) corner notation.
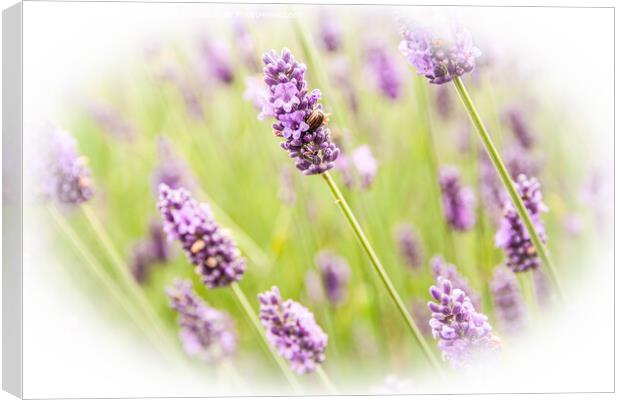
top-left (42, 125), bottom-right (94, 205)
top-left (431, 255), bottom-right (481, 310)
top-left (428, 277), bottom-right (500, 368)
top-left (85, 100), bottom-right (135, 140)
top-left (167, 279), bottom-right (237, 362)
top-left (439, 166), bottom-right (476, 231)
top-left (316, 251), bottom-right (351, 306)
top-left (317, 13), bottom-right (343, 52)
top-left (494, 175), bottom-right (548, 273)
top-left (129, 219), bottom-right (171, 284)
top-left (261, 48), bottom-right (340, 175)
top-left (258, 286), bottom-right (328, 374)
top-left (394, 223), bottom-right (424, 270)
top-left (490, 267), bottom-right (527, 334)
top-left (157, 184), bottom-right (245, 288)
top-left (399, 24), bottom-right (481, 85)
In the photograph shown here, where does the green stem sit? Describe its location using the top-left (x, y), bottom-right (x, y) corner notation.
top-left (229, 282), bottom-right (302, 394)
top-left (316, 365), bottom-right (337, 394)
top-left (452, 76), bottom-right (564, 301)
top-left (80, 205), bottom-right (177, 355)
top-left (320, 172), bottom-right (442, 374)
top-left (48, 204), bottom-right (169, 357)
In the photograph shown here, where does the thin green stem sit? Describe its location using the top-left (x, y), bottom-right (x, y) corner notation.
top-left (229, 282), bottom-right (302, 394)
top-left (316, 365), bottom-right (337, 394)
top-left (80, 205), bottom-right (177, 354)
top-left (48, 204), bottom-right (169, 357)
top-left (452, 76), bottom-right (564, 301)
top-left (320, 172), bottom-right (443, 374)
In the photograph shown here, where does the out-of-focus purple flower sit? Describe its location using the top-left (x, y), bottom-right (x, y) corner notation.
top-left (533, 268), bottom-right (551, 307)
top-left (318, 13), bottom-right (343, 52)
top-left (351, 145), bottom-right (378, 189)
top-left (478, 152), bottom-right (507, 220)
top-left (503, 144), bottom-right (541, 181)
top-left (316, 251), bottom-right (351, 306)
top-left (428, 277), bottom-right (500, 368)
top-left (167, 279), bottom-right (237, 362)
top-left (504, 107), bottom-right (535, 149)
top-left (278, 167), bottom-right (297, 206)
top-left (495, 175), bottom-right (548, 273)
top-left (85, 100), bottom-right (135, 140)
top-left (562, 214), bottom-right (584, 237)
top-left (258, 286), bottom-right (327, 374)
top-left (200, 38), bottom-right (234, 85)
top-left (334, 144), bottom-right (378, 190)
top-left (157, 184), bottom-right (245, 288)
top-left (42, 125), bottom-right (94, 205)
top-left (431, 255), bottom-right (481, 310)
top-left (243, 76), bottom-right (269, 112)
top-left (439, 166), bottom-right (476, 231)
top-left (399, 24), bottom-right (481, 85)
top-left (435, 85), bottom-right (453, 119)
top-left (261, 48), bottom-right (340, 175)
top-left (330, 57), bottom-right (359, 114)
top-left (366, 42), bottom-right (403, 100)
top-left (232, 18), bottom-right (260, 72)
top-left (394, 223), bottom-right (424, 270)
top-left (130, 219), bottom-right (171, 284)
top-left (490, 267), bottom-right (527, 334)
top-left (152, 136), bottom-right (197, 194)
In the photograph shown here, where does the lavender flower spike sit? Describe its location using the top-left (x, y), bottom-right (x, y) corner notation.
top-left (428, 277), bottom-right (500, 368)
top-left (394, 223), bottom-right (424, 270)
top-left (261, 48), bottom-right (340, 175)
top-left (258, 286), bottom-right (328, 374)
top-left (351, 145), bottom-right (378, 189)
top-left (490, 267), bottom-right (527, 334)
top-left (495, 175), bottom-right (548, 273)
top-left (431, 255), bottom-right (481, 310)
top-left (200, 38), bottom-right (234, 84)
top-left (157, 184), bottom-right (245, 288)
top-left (167, 279), bottom-right (236, 361)
top-left (318, 13), bottom-right (343, 53)
top-left (439, 166), bottom-right (476, 231)
top-left (504, 107), bottom-right (535, 149)
top-left (366, 43), bottom-right (403, 100)
top-left (43, 125), bottom-right (94, 205)
top-left (130, 219), bottom-right (171, 284)
top-left (399, 24), bottom-right (481, 85)
top-left (152, 135), bottom-right (197, 194)
top-left (316, 251), bottom-right (351, 306)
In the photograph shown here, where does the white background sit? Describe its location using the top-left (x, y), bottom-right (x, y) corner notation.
top-left (1, 0), bottom-right (618, 399)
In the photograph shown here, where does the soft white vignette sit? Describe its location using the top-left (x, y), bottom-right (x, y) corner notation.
top-left (7, 0), bottom-right (612, 398)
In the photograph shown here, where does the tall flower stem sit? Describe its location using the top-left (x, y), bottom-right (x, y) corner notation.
top-left (80, 205), bottom-right (177, 353)
top-left (229, 282), bottom-right (302, 394)
top-left (47, 204), bottom-right (171, 358)
top-left (320, 172), bottom-right (442, 374)
top-left (316, 365), bottom-right (337, 394)
top-left (452, 76), bottom-right (564, 300)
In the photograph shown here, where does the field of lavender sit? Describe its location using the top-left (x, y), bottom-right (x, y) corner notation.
top-left (38, 6), bottom-right (611, 395)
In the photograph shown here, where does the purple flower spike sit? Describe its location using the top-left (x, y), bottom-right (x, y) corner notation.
top-left (261, 48), bottom-right (340, 175)
top-left (43, 125), bottom-right (94, 205)
top-left (157, 184), bottom-right (245, 288)
top-left (318, 13), bottom-right (343, 52)
top-left (258, 286), bottom-right (328, 374)
top-left (490, 267), bottom-right (527, 334)
top-left (351, 145), bottom-right (378, 189)
top-left (316, 251), bottom-right (351, 306)
top-left (399, 24), bottom-right (481, 85)
top-left (428, 277), bottom-right (500, 368)
top-left (200, 38), bottom-right (234, 84)
top-left (431, 255), bottom-right (481, 310)
top-left (495, 175), bottom-right (548, 273)
top-left (366, 42), bottom-right (403, 100)
top-left (504, 107), bottom-right (535, 149)
top-left (167, 279), bottom-right (237, 362)
top-left (394, 223), bottom-right (424, 270)
top-left (130, 219), bottom-right (171, 284)
top-left (439, 166), bottom-right (476, 231)
top-left (152, 136), bottom-right (197, 194)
